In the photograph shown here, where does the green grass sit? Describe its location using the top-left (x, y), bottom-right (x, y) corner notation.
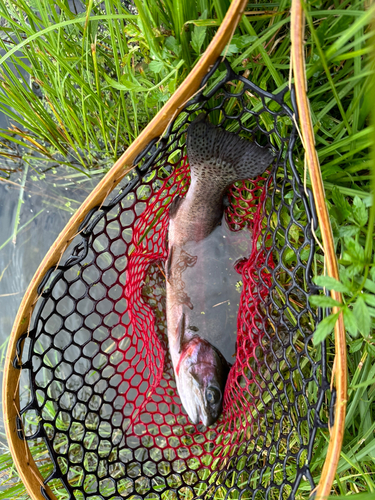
top-left (0, 0), bottom-right (374, 499)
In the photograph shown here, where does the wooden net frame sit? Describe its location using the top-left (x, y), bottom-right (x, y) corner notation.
top-left (3, 1), bottom-right (346, 499)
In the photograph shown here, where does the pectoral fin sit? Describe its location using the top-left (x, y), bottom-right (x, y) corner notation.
top-left (177, 312), bottom-right (186, 353)
top-left (166, 245), bottom-right (174, 278)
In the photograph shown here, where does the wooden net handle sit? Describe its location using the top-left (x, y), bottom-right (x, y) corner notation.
top-left (290, 1), bottom-right (347, 497)
top-left (3, 2), bottom-right (248, 499)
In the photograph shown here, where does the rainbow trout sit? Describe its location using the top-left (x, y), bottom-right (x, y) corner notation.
top-left (166, 115), bottom-right (273, 426)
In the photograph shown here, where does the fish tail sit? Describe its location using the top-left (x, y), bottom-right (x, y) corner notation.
top-left (186, 114), bottom-right (274, 183)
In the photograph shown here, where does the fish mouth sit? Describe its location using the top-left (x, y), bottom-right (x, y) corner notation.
top-left (190, 413), bottom-right (200, 425)
top-left (187, 401), bottom-right (215, 427)
top-left (177, 380), bottom-right (215, 426)
top-left (200, 412), bottom-right (215, 427)
top-left (176, 379), bottom-right (199, 425)
top-left (195, 388), bottom-right (217, 427)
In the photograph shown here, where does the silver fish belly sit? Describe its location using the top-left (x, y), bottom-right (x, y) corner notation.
top-left (166, 115), bottom-right (273, 427)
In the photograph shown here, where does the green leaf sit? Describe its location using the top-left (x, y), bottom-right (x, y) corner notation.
top-left (344, 237), bottom-right (365, 263)
top-left (148, 60), bottom-right (165, 73)
top-left (313, 275), bottom-right (350, 293)
top-left (119, 77), bottom-right (147, 92)
top-left (339, 267), bottom-right (353, 292)
top-left (338, 225), bottom-right (360, 238)
top-left (364, 279), bottom-right (375, 294)
top-left (221, 43), bottom-right (239, 57)
top-left (332, 186), bottom-right (350, 222)
top-left (363, 194), bottom-right (373, 208)
top-left (366, 342), bottom-right (375, 357)
top-left (343, 306), bottom-right (358, 337)
top-left (316, 17), bottom-right (330, 46)
top-left (352, 195), bottom-right (368, 227)
top-left (349, 338), bottom-right (363, 353)
top-left (184, 19), bottom-right (219, 27)
top-left (191, 25), bottom-right (207, 54)
top-left (232, 34), bottom-right (257, 48)
top-left (103, 73), bottom-right (145, 92)
top-left (342, 237), bottom-right (365, 276)
top-left (363, 293), bottom-right (375, 307)
top-left (309, 295), bottom-right (342, 308)
top-left (313, 312), bottom-right (340, 345)
top-left (165, 36), bottom-right (181, 56)
top-left (353, 296), bottom-right (371, 337)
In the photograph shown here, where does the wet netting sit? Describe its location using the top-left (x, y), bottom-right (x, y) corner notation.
top-left (15, 60), bottom-right (331, 500)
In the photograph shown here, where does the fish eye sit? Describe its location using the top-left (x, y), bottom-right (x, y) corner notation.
top-left (206, 386), bottom-right (221, 405)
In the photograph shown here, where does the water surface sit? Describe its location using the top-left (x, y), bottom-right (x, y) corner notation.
top-left (0, 163), bottom-right (100, 436)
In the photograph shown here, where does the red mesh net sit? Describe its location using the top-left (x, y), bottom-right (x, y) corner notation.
top-left (124, 156), bottom-right (272, 444)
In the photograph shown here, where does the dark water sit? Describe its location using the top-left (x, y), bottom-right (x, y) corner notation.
top-left (0, 159), bottom-right (100, 435)
top-left (0, 170), bottom-right (99, 337)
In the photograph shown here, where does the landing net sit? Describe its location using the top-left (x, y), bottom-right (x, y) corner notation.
top-left (15, 60), bottom-right (330, 500)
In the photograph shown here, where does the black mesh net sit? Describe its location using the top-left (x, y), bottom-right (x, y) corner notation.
top-left (14, 60), bottom-right (331, 500)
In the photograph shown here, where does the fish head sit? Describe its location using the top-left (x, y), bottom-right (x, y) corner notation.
top-left (176, 339), bottom-right (230, 427)
top-left (189, 363), bottom-right (225, 426)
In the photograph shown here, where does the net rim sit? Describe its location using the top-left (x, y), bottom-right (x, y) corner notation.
top-left (290, 2), bottom-right (347, 498)
top-left (3, 1), bottom-right (346, 498)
